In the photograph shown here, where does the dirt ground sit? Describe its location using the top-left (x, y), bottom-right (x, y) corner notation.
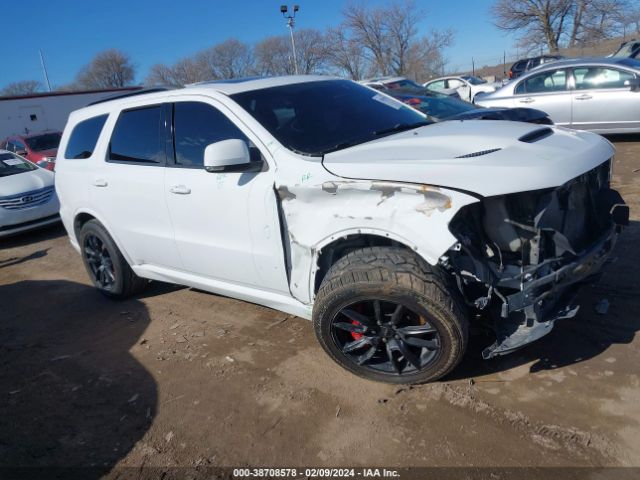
top-left (1, 135), bottom-right (639, 479)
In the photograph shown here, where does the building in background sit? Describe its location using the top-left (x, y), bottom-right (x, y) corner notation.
top-left (0, 87), bottom-right (141, 140)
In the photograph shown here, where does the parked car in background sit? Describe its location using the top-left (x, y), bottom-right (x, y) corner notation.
top-left (611, 39), bottom-right (640, 59)
top-left (361, 76), bottom-right (461, 99)
top-left (1, 131), bottom-right (62, 171)
top-left (55, 76), bottom-right (626, 384)
top-left (0, 150), bottom-right (60, 237)
top-left (384, 89), bottom-right (552, 124)
top-left (508, 55), bottom-right (564, 79)
top-left (423, 75), bottom-right (496, 102)
top-left (477, 57), bottom-right (640, 134)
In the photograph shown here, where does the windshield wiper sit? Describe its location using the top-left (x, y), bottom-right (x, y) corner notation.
top-left (373, 121), bottom-right (430, 137)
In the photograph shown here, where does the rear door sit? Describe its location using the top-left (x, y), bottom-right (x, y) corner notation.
top-left (89, 104), bottom-right (182, 269)
top-left (512, 68), bottom-right (571, 126)
top-left (570, 66), bottom-right (640, 132)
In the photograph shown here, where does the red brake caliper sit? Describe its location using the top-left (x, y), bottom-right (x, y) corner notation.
top-left (351, 321), bottom-right (364, 341)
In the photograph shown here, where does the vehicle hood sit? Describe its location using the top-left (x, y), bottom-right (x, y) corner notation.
top-left (322, 120), bottom-right (614, 197)
top-left (447, 107), bottom-right (550, 124)
top-left (0, 167), bottom-right (54, 197)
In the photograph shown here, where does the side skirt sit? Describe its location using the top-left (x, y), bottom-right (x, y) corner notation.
top-left (132, 264), bottom-right (313, 320)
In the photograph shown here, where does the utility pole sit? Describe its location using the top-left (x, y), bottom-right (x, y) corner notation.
top-left (39, 49), bottom-right (52, 92)
top-left (280, 5), bottom-right (299, 75)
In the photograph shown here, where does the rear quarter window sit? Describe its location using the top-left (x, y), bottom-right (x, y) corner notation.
top-left (65, 114), bottom-right (108, 159)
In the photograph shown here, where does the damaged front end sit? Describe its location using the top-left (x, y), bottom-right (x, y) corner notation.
top-left (440, 160), bottom-right (629, 359)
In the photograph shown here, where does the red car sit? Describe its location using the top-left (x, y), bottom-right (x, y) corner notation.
top-left (1, 131), bottom-right (62, 171)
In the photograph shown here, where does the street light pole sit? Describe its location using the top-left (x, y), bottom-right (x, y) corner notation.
top-left (280, 5), bottom-right (299, 75)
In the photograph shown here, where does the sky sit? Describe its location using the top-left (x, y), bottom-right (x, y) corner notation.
top-left (1, 0), bottom-right (518, 89)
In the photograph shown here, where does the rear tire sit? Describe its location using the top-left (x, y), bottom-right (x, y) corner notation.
top-left (313, 246), bottom-right (468, 384)
top-left (79, 220), bottom-right (148, 299)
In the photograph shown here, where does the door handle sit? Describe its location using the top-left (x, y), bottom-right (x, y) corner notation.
top-left (92, 179), bottom-right (108, 187)
top-left (519, 97), bottom-right (535, 104)
top-left (575, 94), bottom-right (592, 100)
top-left (169, 185), bottom-right (191, 195)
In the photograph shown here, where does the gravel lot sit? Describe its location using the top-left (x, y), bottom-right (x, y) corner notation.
top-left (1, 135), bottom-right (639, 478)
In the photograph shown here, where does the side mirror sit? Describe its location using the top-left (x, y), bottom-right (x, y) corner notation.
top-left (203, 139), bottom-right (260, 173)
top-left (625, 78), bottom-right (640, 91)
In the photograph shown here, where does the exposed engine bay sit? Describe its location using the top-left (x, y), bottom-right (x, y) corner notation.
top-left (441, 159), bottom-right (629, 358)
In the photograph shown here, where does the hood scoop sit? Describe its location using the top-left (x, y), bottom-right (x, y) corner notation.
top-left (456, 148), bottom-right (502, 158)
top-left (519, 127), bottom-right (553, 143)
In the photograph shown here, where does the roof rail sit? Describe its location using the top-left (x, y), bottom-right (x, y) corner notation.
top-left (87, 87), bottom-right (173, 106)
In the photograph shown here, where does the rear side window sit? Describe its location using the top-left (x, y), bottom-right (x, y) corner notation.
top-left (173, 102), bottom-right (249, 167)
top-left (64, 115), bottom-right (107, 159)
top-left (109, 106), bottom-right (165, 164)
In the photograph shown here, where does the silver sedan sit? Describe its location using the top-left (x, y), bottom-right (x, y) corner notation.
top-left (476, 57), bottom-right (640, 134)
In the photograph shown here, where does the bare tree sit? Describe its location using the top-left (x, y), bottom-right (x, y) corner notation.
top-left (404, 30), bottom-right (453, 82)
top-left (340, 1), bottom-right (451, 80)
top-left (197, 39), bottom-right (254, 79)
top-left (325, 26), bottom-right (370, 79)
top-left (343, 2), bottom-right (391, 74)
top-left (493, 0), bottom-right (574, 52)
top-left (494, 0), bottom-right (631, 52)
top-left (254, 36), bottom-right (296, 75)
top-left (146, 64), bottom-right (178, 86)
top-left (1, 80), bottom-right (44, 96)
top-left (292, 29), bottom-right (331, 74)
top-left (76, 49), bottom-right (135, 89)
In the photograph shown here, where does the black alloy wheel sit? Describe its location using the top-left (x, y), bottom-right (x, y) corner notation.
top-left (330, 299), bottom-right (441, 375)
top-left (84, 233), bottom-right (116, 290)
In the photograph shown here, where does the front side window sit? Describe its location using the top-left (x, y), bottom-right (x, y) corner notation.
top-left (231, 80), bottom-right (427, 155)
top-left (573, 67), bottom-right (635, 90)
top-left (447, 79), bottom-right (464, 89)
top-left (65, 115), bottom-right (108, 159)
top-left (173, 102), bottom-right (249, 167)
top-left (515, 69), bottom-right (567, 94)
top-left (109, 106), bottom-right (164, 164)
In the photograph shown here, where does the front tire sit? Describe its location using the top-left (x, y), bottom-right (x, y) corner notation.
top-left (79, 220), bottom-right (148, 299)
top-left (313, 247), bottom-right (468, 384)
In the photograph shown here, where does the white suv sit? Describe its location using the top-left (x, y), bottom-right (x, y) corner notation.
top-left (55, 76), bottom-right (628, 384)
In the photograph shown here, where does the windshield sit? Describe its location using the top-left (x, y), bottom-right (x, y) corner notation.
top-left (461, 76), bottom-right (486, 85)
top-left (0, 152), bottom-right (38, 176)
top-left (380, 78), bottom-right (424, 92)
top-left (24, 132), bottom-right (61, 152)
top-left (231, 80), bottom-right (428, 155)
top-left (613, 42), bottom-right (640, 58)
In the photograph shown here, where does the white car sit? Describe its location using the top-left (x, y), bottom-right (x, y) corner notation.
top-left (424, 75), bottom-right (497, 102)
top-left (55, 76), bottom-right (627, 384)
top-left (0, 150), bottom-right (60, 237)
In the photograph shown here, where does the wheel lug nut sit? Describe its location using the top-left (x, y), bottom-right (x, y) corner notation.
top-left (382, 338), bottom-right (387, 343)
top-left (395, 335), bottom-right (400, 340)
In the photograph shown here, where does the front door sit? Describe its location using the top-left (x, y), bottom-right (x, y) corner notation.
top-left (512, 68), bottom-right (572, 127)
top-left (163, 99), bottom-right (289, 293)
top-left (570, 66), bottom-right (640, 132)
